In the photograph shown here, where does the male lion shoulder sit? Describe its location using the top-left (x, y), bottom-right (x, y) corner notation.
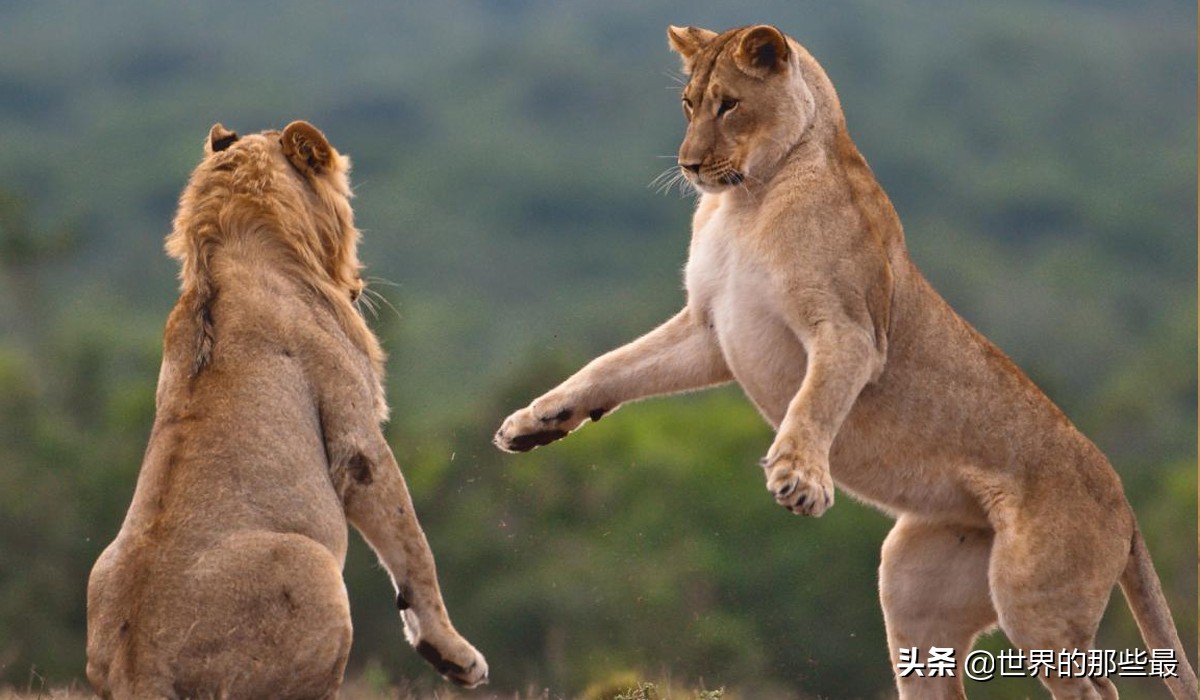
top-left (86, 122), bottom-right (486, 699)
top-left (497, 25), bottom-right (1196, 700)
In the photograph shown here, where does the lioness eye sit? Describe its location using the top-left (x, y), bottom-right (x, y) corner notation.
top-left (718, 98), bottom-right (739, 117)
top-left (682, 97), bottom-right (694, 119)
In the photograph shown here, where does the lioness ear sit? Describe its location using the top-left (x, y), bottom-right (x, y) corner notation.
top-left (281, 120), bottom-right (335, 176)
top-left (734, 25), bottom-right (790, 77)
top-left (207, 123), bottom-right (239, 153)
top-left (667, 25), bottom-right (718, 71)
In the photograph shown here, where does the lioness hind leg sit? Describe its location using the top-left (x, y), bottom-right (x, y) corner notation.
top-left (880, 517), bottom-right (997, 700)
top-left (989, 515), bottom-right (1129, 700)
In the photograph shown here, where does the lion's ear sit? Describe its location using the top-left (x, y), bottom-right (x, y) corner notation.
top-left (207, 123), bottom-right (239, 154)
top-left (281, 121), bottom-right (335, 177)
top-left (667, 25), bottom-right (717, 72)
top-left (734, 25), bottom-right (790, 77)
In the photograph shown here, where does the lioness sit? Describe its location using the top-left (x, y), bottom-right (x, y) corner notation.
top-left (87, 122), bottom-right (487, 698)
top-left (494, 25), bottom-right (1196, 700)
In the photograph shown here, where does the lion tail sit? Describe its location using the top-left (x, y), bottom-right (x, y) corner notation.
top-left (1118, 524), bottom-right (1198, 699)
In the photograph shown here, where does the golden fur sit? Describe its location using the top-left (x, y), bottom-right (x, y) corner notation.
top-left (495, 25), bottom-right (1196, 700)
top-left (86, 122), bottom-right (486, 698)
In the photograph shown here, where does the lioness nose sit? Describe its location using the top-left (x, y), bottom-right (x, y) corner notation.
top-left (680, 161), bottom-right (702, 174)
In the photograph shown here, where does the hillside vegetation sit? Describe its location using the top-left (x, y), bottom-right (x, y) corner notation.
top-left (0, 1), bottom-right (1194, 698)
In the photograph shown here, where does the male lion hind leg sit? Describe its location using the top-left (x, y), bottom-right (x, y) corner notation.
top-left (494, 308), bottom-right (731, 452)
top-left (338, 443), bottom-right (488, 688)
top-left (880, 517), bottom-right (998, 700)
top-left (160, 532), bottom-right (352, 700)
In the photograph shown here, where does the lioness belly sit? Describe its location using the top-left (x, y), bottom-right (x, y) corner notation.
top-left (711, 296), bottom-right (804, 427)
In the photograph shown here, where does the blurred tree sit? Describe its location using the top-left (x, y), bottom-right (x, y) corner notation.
top-left (0, 2), bottom-right (1193, 698)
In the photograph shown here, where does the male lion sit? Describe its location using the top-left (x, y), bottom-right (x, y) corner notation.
top-left (494, 25), bottom-right (1196, 700)
top-left (87, 121), bottom-right (487, 698)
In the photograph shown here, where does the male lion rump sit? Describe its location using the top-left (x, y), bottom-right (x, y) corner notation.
top-left (86, 122), bottom-right (486, 698)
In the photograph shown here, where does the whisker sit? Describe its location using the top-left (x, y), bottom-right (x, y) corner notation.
top-left (362, 287), bottom-right (402, 322)
top-left (662, 70), bottom-right (687, 87)
top-left (365, 276), bottom-right (400, 288)
top-left (648, 166), bottom-right (683, 194)
top-left (354, 275), bottom-right (403, 322)
top-left (648, 166), bottom-right (676, 184)
top-left (659, 170), bottom-right (692, 197)
top-left (672, 172), bottom-right (698, 199)
top-left (355, 293), bottom-right (379, 320)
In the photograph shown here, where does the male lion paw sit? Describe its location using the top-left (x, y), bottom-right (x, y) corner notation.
top-left (415, 635), bottom-right (489, 688)
top-left (494, 394), bottom-right (607, 453)
top-left (762, 450), bottom-right (834, 517)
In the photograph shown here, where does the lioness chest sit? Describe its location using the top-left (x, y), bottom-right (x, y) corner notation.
top-left (684, 194), bottom-right (806, 426)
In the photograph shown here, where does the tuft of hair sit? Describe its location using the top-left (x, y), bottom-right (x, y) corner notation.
top-left (164, 121), bottom-right (384, 386)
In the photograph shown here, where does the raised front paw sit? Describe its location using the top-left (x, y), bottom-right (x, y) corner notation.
top-left (414, 633), bottom-right (489, 688)
top-left (762, 447), bottom-right (834, 517)
top-left (493, 394), bottom-right (608, 453)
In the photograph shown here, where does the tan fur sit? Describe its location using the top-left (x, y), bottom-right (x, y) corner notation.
top-left (495, 26), bottom-right (1196, 700)
top-left (87, 122), bottom-right (486, 699)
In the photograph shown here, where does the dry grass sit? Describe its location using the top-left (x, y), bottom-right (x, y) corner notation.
top-left (0, 678), bottom-right (727, 700)
top-left (0, 685), bottom-right (93, 700)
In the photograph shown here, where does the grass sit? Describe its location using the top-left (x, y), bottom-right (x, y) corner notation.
top-left (607, 682), bottom-right (724, 700)
top-left (0, 677), bottom-right (728, 700)
top-left (0, 682), bottom-right (92, 700)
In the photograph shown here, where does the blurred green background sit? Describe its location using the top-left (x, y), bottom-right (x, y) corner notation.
top-left (0, 1), bottom-right (1194, 698)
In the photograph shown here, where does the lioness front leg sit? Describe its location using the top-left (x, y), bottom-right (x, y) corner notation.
top-left (337, 443), bottom-right (488, 688)
top-left (495, 308), bottom-right (732, 452)
top-left (766, 320), bottom-right (883, 516)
